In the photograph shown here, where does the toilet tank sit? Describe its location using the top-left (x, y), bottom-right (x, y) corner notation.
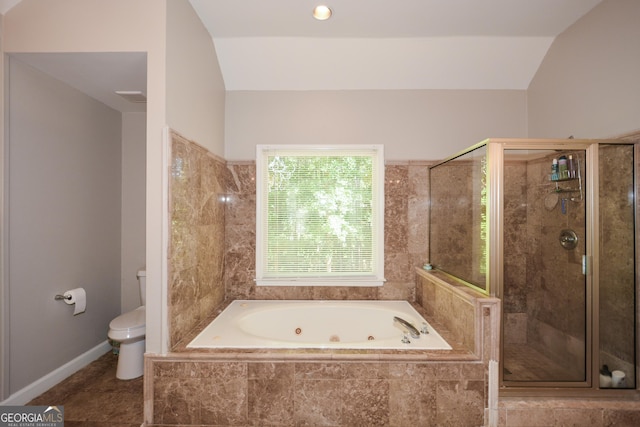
top-left (137, 270), bottom-right (146, 306)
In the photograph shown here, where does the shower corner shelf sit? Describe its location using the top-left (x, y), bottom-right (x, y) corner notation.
top-left (550, 177), bottom-right (583, 201)
top-left (550, 176), bottom-right (577, 183)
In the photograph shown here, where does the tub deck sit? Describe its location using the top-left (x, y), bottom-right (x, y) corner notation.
top-left (171, 299), bottom-right (476, 362)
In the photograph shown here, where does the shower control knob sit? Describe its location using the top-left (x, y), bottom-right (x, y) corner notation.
top-left (559, 229), bottom-right (578, 250)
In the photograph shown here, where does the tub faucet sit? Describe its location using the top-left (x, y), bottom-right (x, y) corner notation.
top-left (393, 316), bottom-right (420, 339)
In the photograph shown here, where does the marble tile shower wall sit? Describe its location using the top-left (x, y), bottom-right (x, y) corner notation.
top-left (598, 144), bottom-right (636, 374)
top-left (224, 160), bottom-right (432, 301)
top-left (502, 160), bottom-right (529, 345)
top-left (504, 148), bottom-right (637, 374)
top-left (429, 162), bottom-right (478, 284)
top-left (527, 154), bottom-right (587, 369)
top-left (169, 131), bottom-right (236, 348)
top-left (502, 154), bottom-right (588, 370)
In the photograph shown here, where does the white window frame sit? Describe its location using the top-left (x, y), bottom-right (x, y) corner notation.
top-left (255, 144), bottom-right (385, 287)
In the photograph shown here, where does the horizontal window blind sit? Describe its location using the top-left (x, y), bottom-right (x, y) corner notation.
top-left (256, 146), bottom-right (384, 285)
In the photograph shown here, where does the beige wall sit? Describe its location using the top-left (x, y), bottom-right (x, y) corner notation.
top-left (121, 113), bottom-right (147, 312)
top-left (165, 0), bottom-right (225, 157)
top-left (225, 90), bottom-right (527, 161)
top-left (6, 55), bottom-right (122, 394)
top-left (528, 0), bottom-right (640, 138)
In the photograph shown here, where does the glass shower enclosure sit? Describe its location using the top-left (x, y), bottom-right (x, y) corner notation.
top-left (429, 138), bottom-right (637, 393)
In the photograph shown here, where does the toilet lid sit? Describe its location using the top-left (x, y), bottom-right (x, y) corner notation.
top-left (110, 306), bottom-right (145, 331)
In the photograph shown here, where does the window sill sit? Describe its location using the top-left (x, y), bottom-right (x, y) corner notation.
top-left (255, 278), bottom-right (386, 287)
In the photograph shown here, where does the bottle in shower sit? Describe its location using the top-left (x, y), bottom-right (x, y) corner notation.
top-left (551, 158), bottom-right (559, 181)
top-left (558, 155), bottom-right (568, 179)
top-left (568, 155), bottom-right (576, 178)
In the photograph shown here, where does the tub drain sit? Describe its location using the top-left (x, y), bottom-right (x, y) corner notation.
top-left (329, 335), bottom-right (340, 342)
top-left (295, 327), bottom-right (302, 335)
top-left (367, 336), bottom-right (375, 341)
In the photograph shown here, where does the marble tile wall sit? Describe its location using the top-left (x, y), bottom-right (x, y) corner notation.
top-left (168, 131), bottom-right (236, 349)
top-left (145, 268), bottom-right (501, 426)
top-left (164, 135), bottom-right (640, 426)
top-left (148, 358), bottom-right (486, 426)
top-left (503, 143), bottom-right (639, 384)
top-left (168, 137), bottom-right (434, 344)
top-left (501, 152), bottom-right (588, 373)
top-left (497, 398), bottom-right (640, 426)
top-left (224, 161), bottom-right (431, 301)
top-left (158, 146), bottom-right (499, 426)
top-left (167, 126), bottom-right (437, 348)
top-left (429, 161), bottom-right (483, 288)
top-left (416, 269), bottom-right (499, 355)
top-left (526, 152), bottom-right (587, 369)
top-left (502, 160), bottom-right (528, 333)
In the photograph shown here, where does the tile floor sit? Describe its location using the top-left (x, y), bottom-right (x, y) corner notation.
top-left (503, 343), bottom-right (580, 382)
top-left (27, 351), bottom-right (143, 427)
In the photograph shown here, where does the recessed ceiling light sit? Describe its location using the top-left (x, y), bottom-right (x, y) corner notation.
top-left (313, 5), bottom-right (332, 21)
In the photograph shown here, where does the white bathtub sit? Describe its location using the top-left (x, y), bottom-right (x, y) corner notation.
top-left (187, 300), bottom-right (452, 350)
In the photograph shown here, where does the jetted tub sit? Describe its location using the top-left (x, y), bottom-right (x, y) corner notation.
top-left (187, 300), bottom-right (452, 350)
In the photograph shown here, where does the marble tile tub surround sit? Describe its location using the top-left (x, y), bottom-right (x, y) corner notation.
top-left (160, 135), bottom-right (502, 426)
top-left (145, 271), bottom-right (501, 426)
top-left (146, 356), bottom-right (487, 427)
top-left (416, 269), bottom-right (500, 358)
top-left (224, 160), bottom-right (432, 301)
top-left (168, 135), bottom-right (433, 350)
top-left (169, 131), bottom-right (235, 348)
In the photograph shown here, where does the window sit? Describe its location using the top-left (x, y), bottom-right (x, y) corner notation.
top-left (256, 145), bottom-right (385, 286)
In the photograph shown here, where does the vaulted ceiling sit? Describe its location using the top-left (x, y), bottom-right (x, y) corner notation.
top-left (0, 0), bottom-right (604, 111)
top-left (190, 0), bottom-right (603, 90)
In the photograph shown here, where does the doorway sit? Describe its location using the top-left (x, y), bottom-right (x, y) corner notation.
top-left (1, 52), bottom-right (146, 402)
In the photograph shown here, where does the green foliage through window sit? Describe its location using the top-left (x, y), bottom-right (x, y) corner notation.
top-left (256, 145), bottom-right (384, 285)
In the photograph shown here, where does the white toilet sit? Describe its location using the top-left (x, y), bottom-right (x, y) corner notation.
top-left (108, 270), bottom-right (146, 380)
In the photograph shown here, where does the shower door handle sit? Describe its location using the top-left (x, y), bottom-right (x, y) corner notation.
top-left (582, 255), bottom-right (590, 276)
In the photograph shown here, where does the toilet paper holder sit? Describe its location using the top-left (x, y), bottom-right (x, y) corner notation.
top-left (54, 294), bottom-right (72, 301)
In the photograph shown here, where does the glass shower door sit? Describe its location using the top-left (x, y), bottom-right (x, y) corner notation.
top-left (597, 144), bottom-right (636, 389)
top-left (502, 148), bottom-right (588, 385)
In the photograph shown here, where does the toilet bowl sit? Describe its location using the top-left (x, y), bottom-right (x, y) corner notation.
top-left (108, 270), bottom-right (146, 380)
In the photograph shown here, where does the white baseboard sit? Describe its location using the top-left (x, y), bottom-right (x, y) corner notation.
top-left (0, 340), bottom-right (111, 406)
